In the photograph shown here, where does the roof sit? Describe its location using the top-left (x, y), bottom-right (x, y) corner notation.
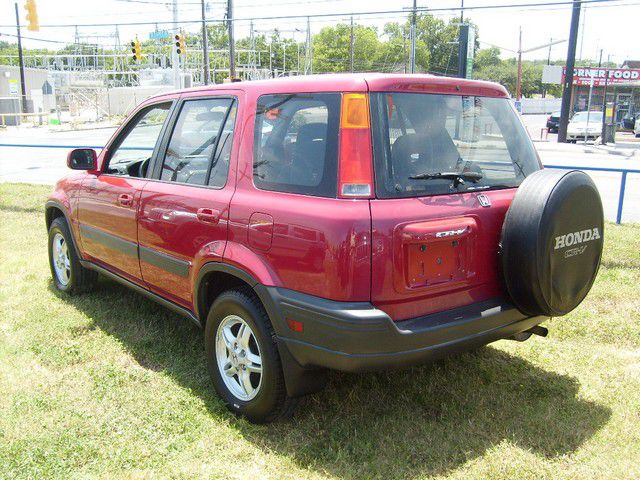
top-left (150, 73), bottom-right (509, 100)
top-left (622, 60), bottom-right (640, 69)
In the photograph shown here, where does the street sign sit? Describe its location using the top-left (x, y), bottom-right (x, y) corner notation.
top-left (466, 26), bottom-right (475, 79)
top-left (8, 79), bottom-right (18, 95)
top-left (149, 30), bottom-right (169, 40)
top-left (42, 80), bottom-right (53, 95)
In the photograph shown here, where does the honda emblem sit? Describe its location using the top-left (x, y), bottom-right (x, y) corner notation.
top-left (477, 194), bottom-right (491, 207)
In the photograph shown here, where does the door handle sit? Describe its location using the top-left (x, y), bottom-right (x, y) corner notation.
top-left (118, 193), bottom-right (133, 207)
top-left (197, 208), bottom-right (220, 224)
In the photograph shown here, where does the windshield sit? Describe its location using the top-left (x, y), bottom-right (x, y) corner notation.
top-left (571, 112), bottom-right (603, 123)
top-left (370, 93), bottom-right (540, 198)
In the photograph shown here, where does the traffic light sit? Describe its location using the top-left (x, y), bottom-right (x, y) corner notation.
top-left (24, 0), bottom-right (39, 32)
top-left (175, 33), bottom-right (186, 56)
top-left (131, 38), bottom-right (142, 62)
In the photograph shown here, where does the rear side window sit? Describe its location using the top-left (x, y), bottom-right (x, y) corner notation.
top-left (370, 93), bottom-right (540, 198)
top-left (253, 93), bottom-right (340, 197)
top-left (160, 97), bottom-right (234, 186)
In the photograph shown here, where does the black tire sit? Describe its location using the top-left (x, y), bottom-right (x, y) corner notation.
top-left (501, 169), bottom-right (604, 317)
top-left (205, 287), bottom-right (296, 423)
top-left (48, 216), bottom-right (98, 294)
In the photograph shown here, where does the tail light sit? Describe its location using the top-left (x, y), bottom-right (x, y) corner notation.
top-left (338, 93), bottom-right (374, 198)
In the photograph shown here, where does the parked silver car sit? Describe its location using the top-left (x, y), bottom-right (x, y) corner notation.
top-left (567, 111), bottom-right (603, 142)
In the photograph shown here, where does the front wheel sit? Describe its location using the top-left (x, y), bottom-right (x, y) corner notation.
top-left (204, 287), bottom-right (296, 423)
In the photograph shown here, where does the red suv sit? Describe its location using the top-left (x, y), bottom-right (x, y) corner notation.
top-left (46, 74), bottom-right (604, 423)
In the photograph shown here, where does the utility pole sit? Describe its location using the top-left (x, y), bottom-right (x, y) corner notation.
top-left (227, 0), bottom-right (236, 79)
top-left (516, 26), bottom-right (523, 101)
top-left (172, 0), bottom-right (180, 88)
top-left (598, 48), bottom-right (603, 67)
top-left (249, 21), bottom-right (256, 78)
top-left (543, 37), bottom-right (553, 97)
top-left (14, 2), bottom-right (27, 113)
top-left (304, 17), bottom-right (312, 75)
top-left (409, 0), bottom-right (417, 73)
top-left (349, 16), bottom-right (354, 73)
top-left (578, 6), bottom-right (586, 60)
top-left (460, 0), bottom-right (464, 22)
top-left (201, 0), bottom-right (209, 85)
top-left (558, 0), bottom-right (581, 143)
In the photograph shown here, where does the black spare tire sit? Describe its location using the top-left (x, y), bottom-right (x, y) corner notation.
top-left (501, 169), bottom-right (604, 317)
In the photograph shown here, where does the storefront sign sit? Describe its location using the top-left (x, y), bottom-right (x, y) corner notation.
top-left (563, 67), bottom-right (640, 86)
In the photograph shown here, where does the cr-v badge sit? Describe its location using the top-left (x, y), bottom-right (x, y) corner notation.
top-left (477, 194), bottom-right (491, 207)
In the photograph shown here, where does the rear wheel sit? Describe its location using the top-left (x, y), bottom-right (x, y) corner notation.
top-left (48, 216), bottom-right (97, 294)
top-left (205, 287), bottom-right (296, 423)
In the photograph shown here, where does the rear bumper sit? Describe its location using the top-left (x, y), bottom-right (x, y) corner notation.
top-left (257, 286), bottom-right (548, 373)
top-left (567, 133), bottom-right (599, 140)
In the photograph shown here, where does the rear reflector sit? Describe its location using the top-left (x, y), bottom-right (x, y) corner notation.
top-left (338, 93), bottom-right (373, 198)
top-left (286, 318), bottom-right (304, 333)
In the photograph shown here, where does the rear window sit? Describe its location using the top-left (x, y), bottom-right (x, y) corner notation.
top-left (370, 92), bottom-right (540, 198)
top-left (253, 93), bottom-right (341, 197)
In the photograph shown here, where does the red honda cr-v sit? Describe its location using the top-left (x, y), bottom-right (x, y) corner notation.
top-left (46, 74), bottom-right (604, 423)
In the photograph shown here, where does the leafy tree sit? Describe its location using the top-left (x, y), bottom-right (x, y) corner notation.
top-left (312, 23), bottom-right (380, 73)
top-left (475, 47), bottom-right (501, 70)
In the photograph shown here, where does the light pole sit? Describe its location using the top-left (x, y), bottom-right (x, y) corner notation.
top-left (409, 0), bottom-right (417, 73)
top-left (515, 34), bottom-right (566, 101)
top-left (558, 0), bottom-right (581, 143)
top-left (227, 0), bottom-right (236, 80)
top-left (201, 0), bottom-right (209, 85)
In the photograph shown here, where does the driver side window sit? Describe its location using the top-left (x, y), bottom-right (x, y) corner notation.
top-left (106, 103), bottom-right (171, 177)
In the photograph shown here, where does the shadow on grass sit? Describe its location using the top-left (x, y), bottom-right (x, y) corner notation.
top-left (54, 278), bottom-right (612, 479)
top-left (0, 204), bottom-right (44, 215)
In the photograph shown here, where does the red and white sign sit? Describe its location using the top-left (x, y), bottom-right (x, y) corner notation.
top-left (563, 67), bottom-right (640, 86)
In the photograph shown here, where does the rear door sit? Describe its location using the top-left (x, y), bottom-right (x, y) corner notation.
top-left (137, 94), bottom-right (238, 307)
top-left (369, 91), bottom-right (540, 321)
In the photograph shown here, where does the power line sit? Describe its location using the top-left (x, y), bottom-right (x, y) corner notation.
top-left (0, 32), bottom-right (68, 44)
top-left (0, 0), bottom-right (625, 28)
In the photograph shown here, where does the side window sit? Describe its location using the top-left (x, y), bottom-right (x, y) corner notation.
top-left (253, 93), bottom-right (340, 197)
top-left (160, 98), bottom-right (233, 186)
top-left (106, 103), bottom-right (171, 177)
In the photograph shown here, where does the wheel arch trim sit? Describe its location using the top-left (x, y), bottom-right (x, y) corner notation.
top-left (45, 200), bottom-right (83, 259)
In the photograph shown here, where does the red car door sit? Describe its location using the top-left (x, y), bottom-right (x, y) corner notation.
top-left (77, 101), bottom-right (173, 282)
top-left (137, 94), bottom-right (239, 308)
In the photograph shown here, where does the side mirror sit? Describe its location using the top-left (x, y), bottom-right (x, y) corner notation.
top-left (67, 148), bottom-right (97, 170)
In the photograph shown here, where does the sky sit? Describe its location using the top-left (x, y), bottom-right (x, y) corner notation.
top-left (0, 0), bottom-right (638, 65)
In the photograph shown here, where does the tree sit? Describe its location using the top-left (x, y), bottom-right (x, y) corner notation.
top-left (475, 47), bottom-right (501, 70)
top-left (312, 23), bottom-right (380, 73)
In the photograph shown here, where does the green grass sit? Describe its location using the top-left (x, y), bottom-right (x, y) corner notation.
top-left (1, 182), bottom-right (639, 479)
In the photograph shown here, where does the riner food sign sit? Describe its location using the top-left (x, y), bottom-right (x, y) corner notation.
top-left (563, 67), bottom-right (640, 86)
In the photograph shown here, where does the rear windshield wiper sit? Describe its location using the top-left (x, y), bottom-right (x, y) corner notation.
top-left (408, 171), bottom-right (483, 187)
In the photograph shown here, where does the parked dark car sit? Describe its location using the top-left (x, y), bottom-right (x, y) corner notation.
top-left (622, 112), bottom-right (636, 130)
top-left (46, 74), bottom-right (605, 423)
top-left (546, 111), bottom-right (561, 133)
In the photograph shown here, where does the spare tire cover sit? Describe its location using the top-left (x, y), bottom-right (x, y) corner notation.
top-left (501, 169), bottom-right (604, 317)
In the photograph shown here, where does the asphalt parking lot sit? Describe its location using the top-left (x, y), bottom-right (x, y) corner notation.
top-left (1, 117), bottom-right (638, 222)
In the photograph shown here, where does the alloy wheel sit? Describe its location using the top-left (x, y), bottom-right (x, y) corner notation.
top-left (215, 314), bottom-right (263, 401)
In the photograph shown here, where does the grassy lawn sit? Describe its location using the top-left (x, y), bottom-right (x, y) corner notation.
top-left (1, 182), bottom-right (639, 479)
